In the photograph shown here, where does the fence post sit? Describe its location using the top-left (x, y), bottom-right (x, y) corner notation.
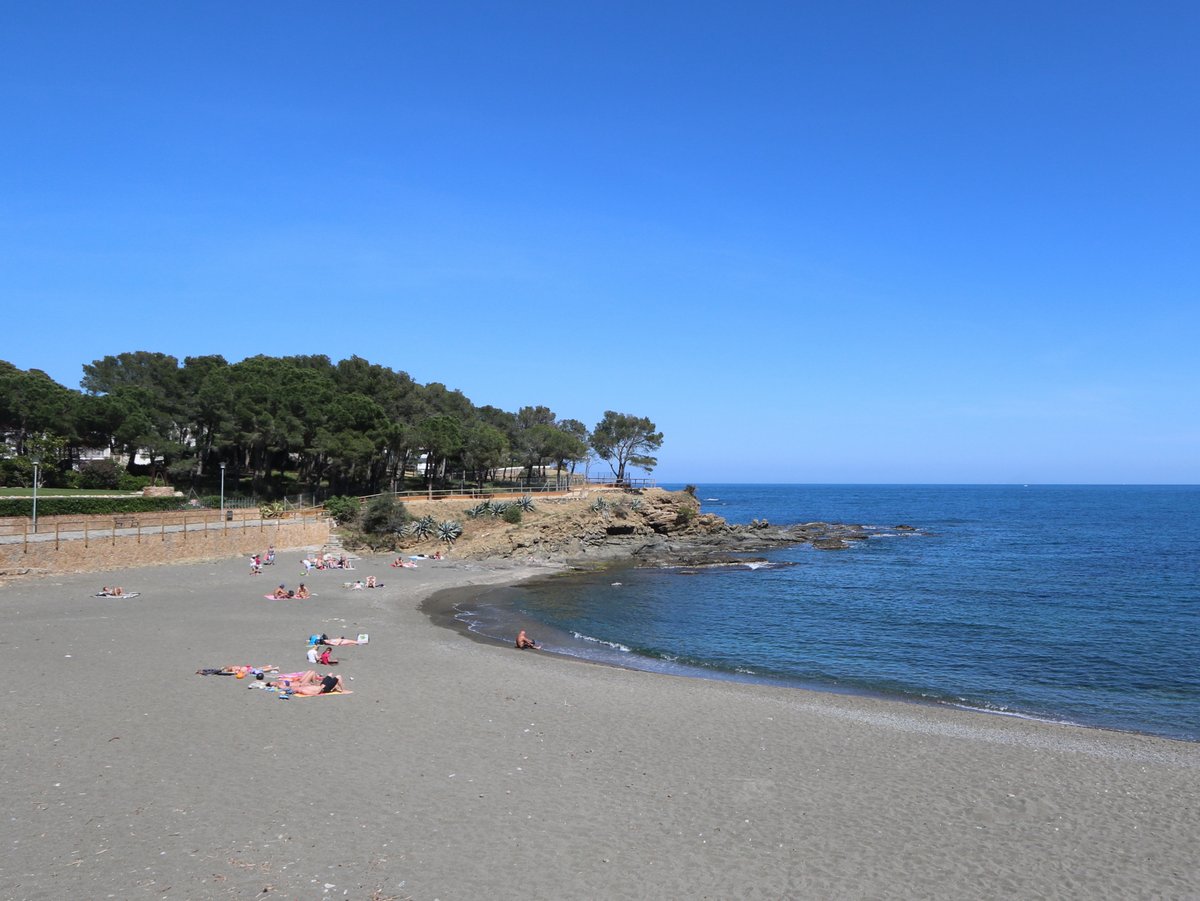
top-left (84, 520), bottom-right (88, 548)
top-left (55, 520), bottom-right (61, 551)
top-left (23, 520), bottom-right (28, 555)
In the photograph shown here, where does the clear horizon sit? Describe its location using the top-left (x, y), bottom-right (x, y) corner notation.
top-left (3, 3), bottom-right (1196, 484)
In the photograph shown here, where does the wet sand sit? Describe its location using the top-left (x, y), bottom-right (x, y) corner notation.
top-left (2, 550), bottom-right (1197, 900)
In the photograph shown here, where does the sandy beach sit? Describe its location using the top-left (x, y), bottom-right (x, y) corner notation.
top-left (2, 550), bottom-right (1197, 901)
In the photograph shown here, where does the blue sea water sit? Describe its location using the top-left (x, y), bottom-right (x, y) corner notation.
top-left (449, 485), bottom-right (1200, 742)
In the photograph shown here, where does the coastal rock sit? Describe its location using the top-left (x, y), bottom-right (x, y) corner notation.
top-left (353, 488), bottom-right (908, 566)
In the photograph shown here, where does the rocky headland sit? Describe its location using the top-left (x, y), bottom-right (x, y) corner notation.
top-left (378, 487), bottom-right (906, 568)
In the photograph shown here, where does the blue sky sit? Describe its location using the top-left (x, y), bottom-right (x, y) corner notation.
top-left (2, 2), bottom-right (1197, 483)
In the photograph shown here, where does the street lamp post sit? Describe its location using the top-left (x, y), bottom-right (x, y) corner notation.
top-left (219, 462), bottom-right (226, 518)
top-left (31, 456), bottom-right (41, 534)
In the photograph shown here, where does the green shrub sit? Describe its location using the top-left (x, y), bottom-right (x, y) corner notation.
top-left (117, 473), bottom-right (151, 491)
top-left (0, 458), bottom-right (33, 488)
top-left (47, 468), bottom-right (82, 489)
top-left (322, 496), bottom-right (361, 524)
top-left (361, 495), bottom-right (411, 534)
top-left (502, 505), bottom-right (523, 524)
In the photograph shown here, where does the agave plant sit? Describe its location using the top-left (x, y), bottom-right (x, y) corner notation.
top-left (465, 501), bottom-right (492, 519)
top-left (490, 501), bottom-right (511, 517)
top-left (437, 520), bottom-right (463, 545)
top-left (260, 501), bottom-right (287, 519)
top-left (516, 495), bottom-right (536, 512)
top-left (628, 499), bottom-right (643, 512)
top-left (590, 497), bottom-right (611, 514)
top-left (411, 515), bottom-right (437, 540)
top-left (392, 521), bottom-right (411, 539)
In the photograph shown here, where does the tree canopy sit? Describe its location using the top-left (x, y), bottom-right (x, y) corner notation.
top-left (590, 411), bottom-right (664, 484)
top-left (0, 354), bottom-right (664, 496)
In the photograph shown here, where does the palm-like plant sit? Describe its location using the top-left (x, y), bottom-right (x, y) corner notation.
top-left (491, 501), bottom-right (512, 517)
top-left (465, 501), bottom-right (492, 519)
top-left (516, 495), bottom-right (536, 512)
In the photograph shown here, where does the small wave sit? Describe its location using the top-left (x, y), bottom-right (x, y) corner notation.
top-left (572, 631), bottom-right (631, 652)
top-left (944, 698), bottom-right (1081, 729)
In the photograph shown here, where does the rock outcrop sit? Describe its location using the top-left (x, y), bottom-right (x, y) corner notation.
top-left (374, 488), bottom-right (889, 567)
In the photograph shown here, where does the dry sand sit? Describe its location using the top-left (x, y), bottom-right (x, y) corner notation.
top-left (2, 550), bottom-right (1197, 900)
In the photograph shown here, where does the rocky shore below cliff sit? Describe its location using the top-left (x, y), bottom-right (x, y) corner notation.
top-left (372, 487), bottom-right (916, 568)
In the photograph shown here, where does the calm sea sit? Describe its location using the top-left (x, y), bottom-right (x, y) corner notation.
top-left (446, 485), bottom-right (1200, 742)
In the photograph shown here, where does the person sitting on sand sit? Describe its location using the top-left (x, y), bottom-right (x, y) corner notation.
top-left (295, 583), bottom-right (310, 599)
top-left (366, 575), bottom-right (378, 588)
top-left (351, 579), bottom-right (364, 590)
top-left (318, 647), bottom-right (338, 666)
top-left (515, 630), bottom-right (541, 650)
top-left (273, 584), bottom-right (289, 599)
top-left (306, 644), bottom-right (320, 664)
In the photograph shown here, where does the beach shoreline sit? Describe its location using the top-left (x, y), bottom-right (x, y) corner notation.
top-left (2, 549), bottom-right (1197, 899)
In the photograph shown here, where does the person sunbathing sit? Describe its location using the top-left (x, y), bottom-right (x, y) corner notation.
top-left (295, 583), bottom-right (310, 599)
top-left (315, 634), bottom-right (363, 646)
top-left (196, 664), bottom-right (279, 677)
top-left (282, 673), bottom-right (346, 695)
top-left (273, 584), bottom-right (289, 599)
top-left (350, 579), bottom-right (364, 590)
top-left (99, 586), bottom-right (125, 597)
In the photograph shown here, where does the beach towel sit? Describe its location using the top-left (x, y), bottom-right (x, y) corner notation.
top-left (94, 592), bottom-right (140, 599)
top-left (287, 690), bottom-right (352, 699)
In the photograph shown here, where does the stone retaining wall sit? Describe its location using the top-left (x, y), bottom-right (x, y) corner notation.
top-left (0, 518), bottom-right (330, 575)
